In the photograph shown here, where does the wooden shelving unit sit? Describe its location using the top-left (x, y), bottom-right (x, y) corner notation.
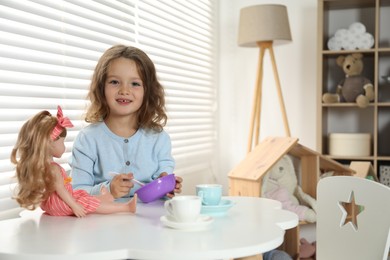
top-left (317, 0), bottom-right (390, 180)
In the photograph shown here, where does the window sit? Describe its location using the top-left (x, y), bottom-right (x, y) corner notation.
top-left (0, 0), bottom-right (218, 219)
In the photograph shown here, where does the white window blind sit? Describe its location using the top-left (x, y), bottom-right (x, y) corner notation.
top-left (0, 0), bottom-right (218, 219)
top-left (137, 1), bottom-right (218, 175)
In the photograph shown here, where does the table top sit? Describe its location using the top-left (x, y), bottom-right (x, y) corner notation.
top-left (0, 196), bottom-right (298, 260)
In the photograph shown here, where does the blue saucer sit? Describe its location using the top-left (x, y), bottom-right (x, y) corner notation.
top-left (201, 199), bottom-right (234, 216)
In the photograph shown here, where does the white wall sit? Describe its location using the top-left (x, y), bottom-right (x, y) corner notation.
top-left (217, 0), bottom-right (319, 193)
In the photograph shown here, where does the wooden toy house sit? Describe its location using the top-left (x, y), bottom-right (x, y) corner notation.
top-left (349, 161), bottom-right (379, 181)
top-left (228, 136), bottom-right (353, 198)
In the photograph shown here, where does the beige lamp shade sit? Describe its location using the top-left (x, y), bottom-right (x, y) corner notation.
top-left (238, 4), bottom-right (292, 47)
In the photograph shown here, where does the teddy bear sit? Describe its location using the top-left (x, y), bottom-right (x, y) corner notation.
top-left (322, 53), bottom-right (374, 108)
top-left (261, 155), bottom-right (317, 223)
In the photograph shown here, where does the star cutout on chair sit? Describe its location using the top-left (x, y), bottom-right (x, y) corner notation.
top-left (339, 191), bottom-right (364, 231)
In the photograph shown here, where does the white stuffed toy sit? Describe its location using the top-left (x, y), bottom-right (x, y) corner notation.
top-left (261, 155), bottom-right (317, 223)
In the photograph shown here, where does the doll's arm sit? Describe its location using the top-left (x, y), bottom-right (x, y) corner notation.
top-left (52, 168), bottom-right (87, 217)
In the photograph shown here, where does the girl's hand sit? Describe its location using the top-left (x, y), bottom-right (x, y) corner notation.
top-left (72, 204), bottom-right (87, 218)
top-left (159, 173), bottom-right (183, 198)
top-left (110, 173), bottom-right (134, 199)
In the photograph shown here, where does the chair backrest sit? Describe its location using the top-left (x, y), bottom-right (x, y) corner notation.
top-left (317, 176), bottom-right (390, 260)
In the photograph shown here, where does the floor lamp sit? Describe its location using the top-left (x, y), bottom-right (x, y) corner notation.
top-left (238, 4), bottom-right (292, 153)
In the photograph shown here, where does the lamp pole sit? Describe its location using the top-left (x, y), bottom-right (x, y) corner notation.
top-left (247, 41), bottom-right (291, 153)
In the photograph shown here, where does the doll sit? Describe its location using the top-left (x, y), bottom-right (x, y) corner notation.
top-left (11, 106), bottom-right (137, 217)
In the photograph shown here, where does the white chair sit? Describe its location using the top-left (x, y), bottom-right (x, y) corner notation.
top-left (317, 175), bottom-right (390, 260)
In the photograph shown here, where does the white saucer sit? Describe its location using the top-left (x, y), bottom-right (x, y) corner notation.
top-left (201, 199), bottom-right (234, 216)
top-left (160, 215), bottom-right (213, 230)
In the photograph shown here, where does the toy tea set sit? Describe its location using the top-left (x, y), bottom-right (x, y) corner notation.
top-left (134, 177), bottom-right (233, 230)
top-left (161, 184), bottom-right (234, 230)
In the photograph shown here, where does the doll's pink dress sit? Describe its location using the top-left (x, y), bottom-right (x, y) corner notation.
top-left (40, 162), bottom-right (100, 216)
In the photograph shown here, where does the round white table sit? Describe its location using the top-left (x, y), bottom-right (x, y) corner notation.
top-left (0, 196), bottom-right (298, 260)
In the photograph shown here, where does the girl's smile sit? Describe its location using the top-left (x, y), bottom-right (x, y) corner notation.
top-left (116, 98), bottom-right (131, 104)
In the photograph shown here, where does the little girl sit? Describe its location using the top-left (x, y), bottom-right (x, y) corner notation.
top-left (11, 106), bottom-right (137, 217)
top-left (71, 45), bottom-right (182, 199)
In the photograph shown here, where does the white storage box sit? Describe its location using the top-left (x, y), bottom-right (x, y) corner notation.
top-left (329, 133), bottom-right (371, 156)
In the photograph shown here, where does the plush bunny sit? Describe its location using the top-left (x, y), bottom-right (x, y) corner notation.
top-left (261, 155), bottom-right (317, 223)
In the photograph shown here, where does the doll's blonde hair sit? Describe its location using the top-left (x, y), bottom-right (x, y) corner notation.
top-left (11, 111), bottom-right (67, 210)
top-left (85, 44), bottom-right (167, 132)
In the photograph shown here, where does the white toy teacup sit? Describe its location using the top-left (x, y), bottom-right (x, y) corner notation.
top-left (164, 195), bottom-right (202, 223)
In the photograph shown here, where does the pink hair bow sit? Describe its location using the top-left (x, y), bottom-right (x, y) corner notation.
top-left (50, 106), bottom-right (74, 140)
